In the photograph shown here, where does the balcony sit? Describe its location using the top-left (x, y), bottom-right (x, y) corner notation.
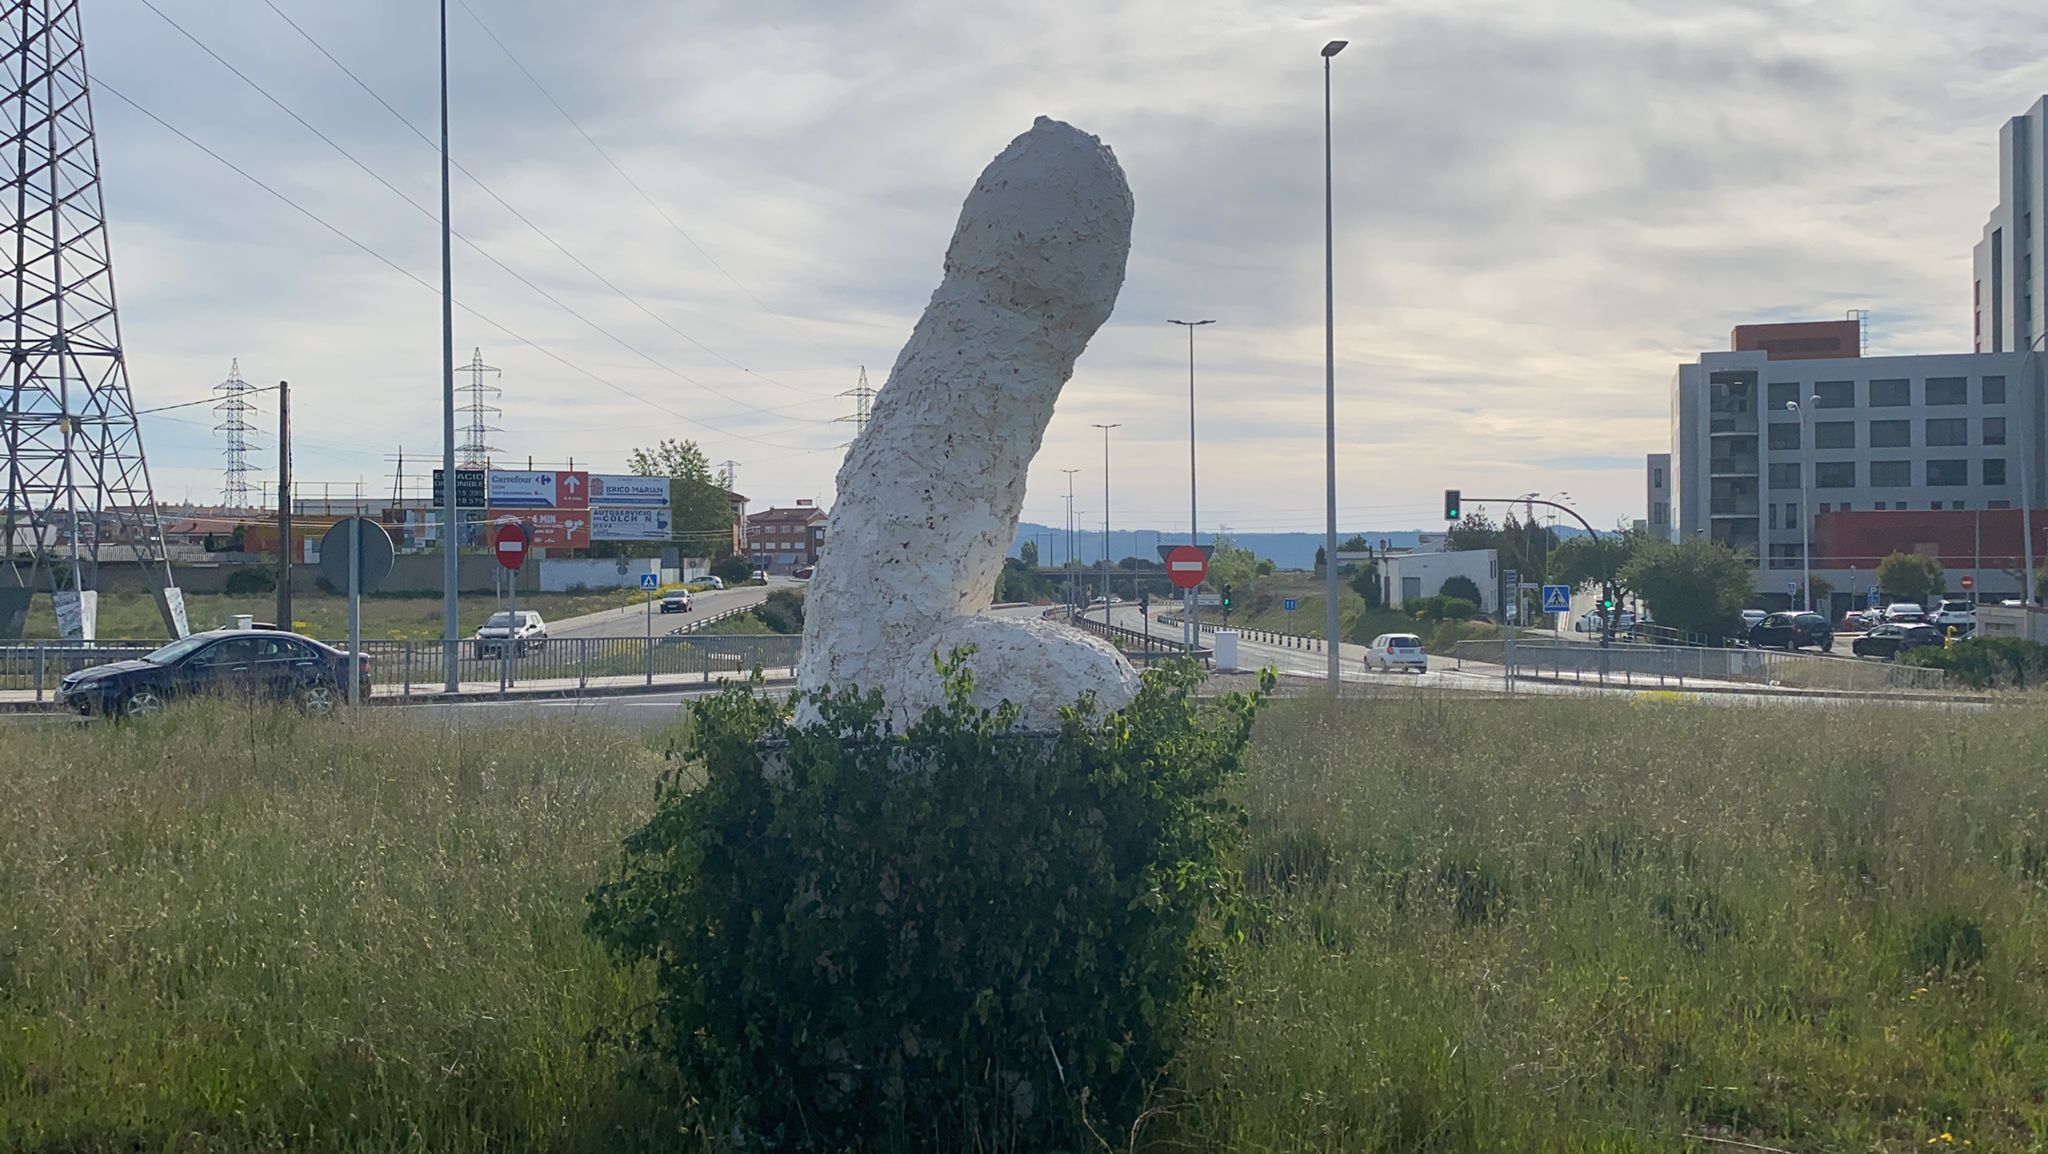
top-left (1709, 499), bottom-right (1760, 517)
top-left (1709, 456), bottom-right (1759, 477)
top-left (1710, 414), bottom-right (1759, 434)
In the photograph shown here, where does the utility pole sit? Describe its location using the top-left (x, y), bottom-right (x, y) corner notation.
top-left (1093, 422), bottom-right (1119, 619)
top-left (275, 379), bottom-right (292, 628)
top-left (439, 0), bottom-right (460, 693)
top-left (1062, 468), bottom-right (1080, 613)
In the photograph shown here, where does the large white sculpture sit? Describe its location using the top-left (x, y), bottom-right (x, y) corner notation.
top-left (797, 117), bottom-right (1142, 728)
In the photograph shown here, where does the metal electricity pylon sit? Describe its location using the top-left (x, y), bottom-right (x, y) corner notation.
top-left (212, 359), bottom-right (261, 506)
top-left (836, 365), bottom-right (878, 436)
top-left (1, 0), bottom-right (184, 639)
top-left (456, 346), bottom-right (501, 468)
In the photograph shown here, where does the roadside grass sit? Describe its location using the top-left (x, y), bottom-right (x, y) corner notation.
top-left (0, 702), bottom-right (684, 1153)
top-left (15, 588), bottom-right (648, 642)
top-left (4, 693), bottom-right (2046, 1150)
top-left (1173, 694), bottom-right (2048, 1151)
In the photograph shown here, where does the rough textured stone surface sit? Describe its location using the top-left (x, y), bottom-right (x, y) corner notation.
top-left (798, 117), bottom-right (1141, 727)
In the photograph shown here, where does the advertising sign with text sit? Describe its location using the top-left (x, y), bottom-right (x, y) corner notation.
top-left (589, 506), bottom-right (673, 542)
top-left (587, 473), bottom-right (671, 508)
top-left (488, 508), bottom-right (590, 549)
top-left (487, 470), bottom-right (589, 509)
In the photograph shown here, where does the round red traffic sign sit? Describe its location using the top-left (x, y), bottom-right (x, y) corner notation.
top-left (492, 520), bottom-right (529, 571)
top-left (1961, 575), bottom-right (1974, 591)
top-left (1166, 544), bottom-right (1209, 590)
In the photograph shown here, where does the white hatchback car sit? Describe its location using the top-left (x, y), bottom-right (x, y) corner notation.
top-left (1365, 633), bottom-right (1428, 674)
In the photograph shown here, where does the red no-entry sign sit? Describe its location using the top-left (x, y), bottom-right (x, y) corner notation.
top-left (493, 520), bottom-right (530, 571)
top-left (1166, 544), bottom-right (1210, 590)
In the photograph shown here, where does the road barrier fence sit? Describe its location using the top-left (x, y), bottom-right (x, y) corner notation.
top-left (1452, 638), bottom-right (1946, 693)
top-left (0, 633), bottom-right (801, 701)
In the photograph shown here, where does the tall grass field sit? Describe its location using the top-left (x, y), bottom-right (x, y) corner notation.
top-left (4, 694), bottom-right (2045, 1151)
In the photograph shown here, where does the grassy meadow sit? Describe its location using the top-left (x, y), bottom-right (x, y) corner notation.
top-left (3, 693), bottom-right (2046, 1150)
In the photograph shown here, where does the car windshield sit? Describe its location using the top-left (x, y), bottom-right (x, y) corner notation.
top-left (484, 612), bottom-right (516, 628)
top-left (1389, 636), bottom-right (1421, 648)
top-left (145, 634), bottom-right (215, 664)
top-left (1940, 601), bottom-right (1973, 612)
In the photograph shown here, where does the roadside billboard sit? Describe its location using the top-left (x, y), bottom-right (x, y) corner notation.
top-left (487, 508), bottom-right (590, 549)
top-left (589, 506), bottom-right (673, 542)
top-left (587, 473), bottom-right (671, 509)
top-left (487, 470), bottom-right (588, 509)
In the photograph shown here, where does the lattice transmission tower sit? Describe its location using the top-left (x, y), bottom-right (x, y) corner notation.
top-left (1, 0), bottom-right (183, 639)
top-left (836, 365), bottom-right (878, 441)
top-left (457, 347), bottom-right (501, 468)
top-left (211, 359), bottom-right (261, 506)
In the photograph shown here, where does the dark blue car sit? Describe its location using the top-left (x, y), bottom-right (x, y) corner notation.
top-left (54, 629), bottom-right (370, 719)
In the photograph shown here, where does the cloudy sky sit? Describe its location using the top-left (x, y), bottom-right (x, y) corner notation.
top-left (82, 0), bottom-right (2048, 536)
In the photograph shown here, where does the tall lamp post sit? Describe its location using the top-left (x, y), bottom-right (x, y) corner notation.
top-left (1062, 468), bottom-right (1080, 613)
top-left (1168, 318), bottom-right (1215, 649)
top-left (438, 0), bottom-right (460, 691)
top-left (1786, 394), bottom-right (1819, 610)
top-left (1320, 38), bottom-right (1347, 689)
top-left (2025, 334), bottom-right (2047, 603)
top-left (1093, 422), bottom-right (1120, 620)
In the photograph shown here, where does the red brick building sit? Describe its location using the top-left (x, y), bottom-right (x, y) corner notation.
top-left (1814, 507), bottom-right (2048, 579)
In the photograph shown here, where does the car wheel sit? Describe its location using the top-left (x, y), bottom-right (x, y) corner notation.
top-left (298, 681), bottom-right (339, 715)
top-left (119, 687), bottom-right (165, 720)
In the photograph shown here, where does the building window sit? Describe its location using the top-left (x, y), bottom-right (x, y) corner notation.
top-left (1768, 463), bottom-right (1800, 489)
top-left (1815, 462), bottom-right (1856, 488)
top-left (1767, 382), bottom-right (1798, 410)
top-left (1984, 417), bottom-right (2006, 445)
top-left (1784, 502), bottom-right (1798, 528)
top-left (1983, 376), bottom-right (2006, 404)
top-left (1926, 459), bottom-right (1968, 486)
top-left (1925, 377), bottom-right (1967, 405)
top-left (1984, 459), bottom-right (2008, 486)
top-left (1870, 419), bottom-right (1911, 447)
top-left (1926, 418), bottom-right (1969, 447)
top-left (1838, 502), bottom-right (1851, 512)
top-left (1869, 460), bottom-right (1911, 487)
top-left (1813, 381), bottom-right (1854, 408)
top-left (1652, 502), bottom-right (1666, 525)
top-left (1767, 423), bottom-right (1801, 450)
top-left (1767, 504), bottom-right (1778, 529)
top-left (1990, 500), bottom-right (2013, 509)
top-left (1814, 421), bottom-right (1855, 449)
top-left (1818, 502), bottom-right (1832, 514)
top-left (1868, 378), bottom-right (1910, 407)
top-left (1652, 465), bottom-right (1665, 488)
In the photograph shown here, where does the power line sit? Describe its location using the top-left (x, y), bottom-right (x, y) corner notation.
top-left (452, 0), bottom-right (836, 362)
top-left (130, 0), bottom-right (837, 440)
top-left (254, 0), bottom-right (839, 403)
top-left (97, 83), bottom-right (838, 454)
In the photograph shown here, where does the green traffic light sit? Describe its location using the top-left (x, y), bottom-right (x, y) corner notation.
top-left (1444, 488), bottom-right (1461, 521)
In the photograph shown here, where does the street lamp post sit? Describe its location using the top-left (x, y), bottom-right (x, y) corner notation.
top-left (1062, 468), bottom-right (1080, 614)
top-left (438, 0), bottom-right (459, 692)
top-left (1787, 395), bottom-right (1819, 611)
top-left (2024, 334), bottom-right (2048, 603)
top-left (1168, 319), bottom-right (1215, 649)
top-left (1093, 422), bottom-right (1120, 621)
top-left (1321, 37), bottom-right (1347, 690)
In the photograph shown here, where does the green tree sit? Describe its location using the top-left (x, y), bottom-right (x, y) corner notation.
top-left (1339, 535), bottom-right (1372, 553)
top-left (1805, 576), bottom-right (1834, 613)
top-left (1620, 539), bottom-right (1753, 641)
top-left (1549, 527), bottom-right (1644, 595)
top-left (1019, 540), bottom-right (1039, 569)
top-left (1876, 552), bottom-right (1944, 602)
top-left (1439, 574), bottom-right (1484, 607)
top-left (1348, 561), bottom-right (1383, 608)
top-left (1445, 512), bottom-right (1499, 553)
top-left (629, 438), bottom-right (713, 483)
top-left (711, 554), bottom-right (754, 585)
top-left (1206, 534), bottom-right (1262, 595)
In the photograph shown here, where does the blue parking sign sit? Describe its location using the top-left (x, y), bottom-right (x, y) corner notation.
top-left (1867, 586), bottom-right (1880, 608)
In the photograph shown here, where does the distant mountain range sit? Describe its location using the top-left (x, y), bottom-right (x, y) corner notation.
top-left (1009, 522), bottom-right (1593, 571)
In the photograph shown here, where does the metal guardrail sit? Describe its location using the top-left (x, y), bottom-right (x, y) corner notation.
top-left (0, 634), bottom-right (802, 701)
top-left (1451, 638), bottom-right (1947, 692)
top-left (1053, 607), bottom-right (1207, 664)
top-left (1155, 611), bottom-right (1325, 651)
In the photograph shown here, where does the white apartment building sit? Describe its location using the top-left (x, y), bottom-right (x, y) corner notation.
top-left (1973, 95), bottom-right (2048, 355)
top-left (1663, 345), bottom-right (2038, 598)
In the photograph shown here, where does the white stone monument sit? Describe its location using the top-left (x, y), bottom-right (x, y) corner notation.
top-left (797, 117), bottom-right (1142, 728)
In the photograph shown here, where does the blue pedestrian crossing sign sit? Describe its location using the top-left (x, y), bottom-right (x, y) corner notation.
top-left (1540, 584), bottom-right (1571, 613)
top-left (639, 573), bottom-right (661, 590)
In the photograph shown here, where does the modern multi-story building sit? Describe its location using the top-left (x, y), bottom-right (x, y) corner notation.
top-left (1661, 320), bottom-right (2036, 606)
top-left (1645, 452), bottom-right (1673, 542)
top-left (1973, 95), bottom-right (2048, 355)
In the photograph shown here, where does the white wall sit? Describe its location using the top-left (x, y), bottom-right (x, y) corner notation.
top-left (537, 557), bottom-right (663, 593)
top-left (1385, 549), bottom-right (1498, 613)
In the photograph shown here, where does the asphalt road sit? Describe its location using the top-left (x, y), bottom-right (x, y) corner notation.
top-left (544, 579), bottom-right (782, 639)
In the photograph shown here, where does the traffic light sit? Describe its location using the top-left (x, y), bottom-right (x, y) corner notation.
top-left (1221, 583), bottom-right (1233, 610)
top-left (1444, 489), bottom-right (1462, 521)
top-left (1601, 594), bottom-right (1615, 612)
top-left (1139, 590), bottom-right (1150, 614)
